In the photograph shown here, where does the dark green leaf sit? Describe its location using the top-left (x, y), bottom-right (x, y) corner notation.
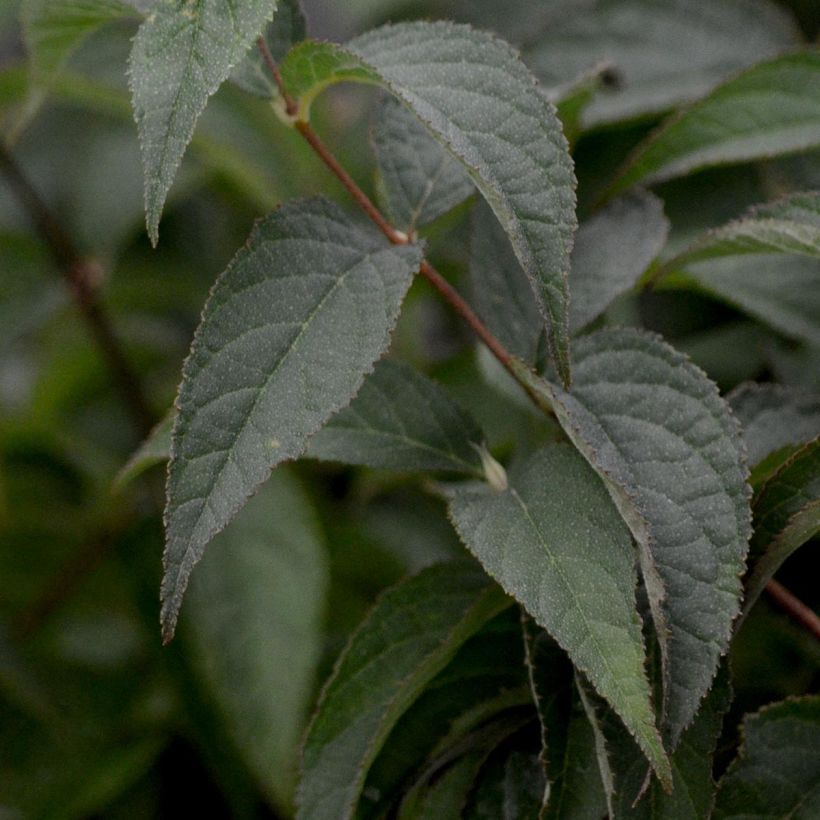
top-left (296, 560), bottom-right (510, 820)
top-left (306, 358), bottom-right (484, 475)
top-left (447, 443), bottom-right (671, 787)
top-left (278, 22), bottom-right (578, 384)
top-left (231, 0), bottom-right (306, 98)
top-left (713, 695), bottom-right (820, 819)
top-left (162, 198), bottom-right (422, 640)
top-left (512, 328), bottom-right (751, 747)
top-left (129, 0), bottom-right (276, 243)
top-left (610, 51), bottom-right (820, 194)
top-left (525, 0), bottom-right (798, 129)
top-left (186, 470), bottom-right (328, 814)
top-left (743, 438), bottom-right (820, 615)
top-left (371, 96), bottom-right (474, 232)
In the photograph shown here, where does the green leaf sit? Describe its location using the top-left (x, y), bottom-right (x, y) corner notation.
top-left (279, 22), bottom-right (578, 385)
top-left (296, 560), bottom-right (511, 820)
top-left (512, 329), bottom-right (751, 747)
top-left (447, 443), bottom-right (671, 788)
top-left (23, 0), bottom-right (132, 80)
top-left (231, 0), bottom-right (306, 98)
top-left (729, 382), bottom-right (820, 475)
top-left (522, 619), bottom-right (607, 820)
top-left (186, 469), bottom-right (328, 814)
top-left (713, 695), bottom-right (820, 819)
top-left (161, 198), bottom-right (422, 641)
top-left (469, 192), bottom-right (667, 364)
top-left (113, 410), bottom-right (173, 490)
top-left (372, 96), bottom-right (474, 232)
top-left (609, 51), bottom-right (820, 195)
top-left (306, 358), bottom-right (484, 475)
top-left (742, 438), bottom-right (820, 615)
top-left (524, 0), bottom-right (798, 129)
top-left (128, 0), bottom-right (276, 244)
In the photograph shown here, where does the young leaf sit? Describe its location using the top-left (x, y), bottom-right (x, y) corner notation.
top-left (372, 96), bottom-right (474, 232)
top-left (447, 443), bottom-right (671, 788)
top-left (129, 0), bottom-right (277, 244)
top-left (729, 381), bottom-right (820, 477)
top-left (186, 469), bottom-right (328, 814)
top-left (231, 0), bottom-right (306, 98)
top-left (512, 328), bottom-right (751, 747)
top-left (469, 192), bottom-right (668, 366)
top-left (524, 0), bottom-right (798, 129)
top-left (23, 0), bottom-right (132, 80)
top-left (609, 51), bottom-right (820, 195)
top-left (162, 198), bottom-right (422, 641)
top-left (278, 22), bottom-right (578, 384)
top-left (296, 560), bottom-right (511, 820)
top-left (742, 438), bottom-right (820, 615)
top-left (713, 695), bottom-right (820, 819)
top-left (306, 358), bottom-right (484, 475)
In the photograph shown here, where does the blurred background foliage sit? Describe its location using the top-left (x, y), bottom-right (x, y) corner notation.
top-left (0, 0), bottom-right (818, 816)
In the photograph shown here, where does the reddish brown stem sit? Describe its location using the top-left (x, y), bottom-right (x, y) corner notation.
top-left (766, 579), bottom-right (820, 642)
top-left (0, 143), bottom-right (153, 437)
top-left (257, 36), bottom-right (298, 117)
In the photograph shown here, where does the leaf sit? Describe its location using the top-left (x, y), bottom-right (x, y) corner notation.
top-left (372, 96), bottom-right (474, 232)
top-left (523, 0), bottom-right (798, 129)
top-left (306, 358), bottom-right (484, 475)
top-left (162, 198), bottom-right (422, 641)
top-left (23, 0), bottom-right (132, 80)
top-left (113, 410), bottom-right (173, 490)
top-left (447, 443), bottom-right (671, 788)
top-left (522, 619), bottom-right (608, 820)
top-left (469, 192), bottom-right (669, 366)
top-left (278, 22), bottom-right (578, 385)
top-left (713, 695), bottom-right (820, 819)
top-left (609, 51), bottom-right (820, 194)
top-left (128, 0), bottom-right (276, 244)
top-left (231, 0), bottom-right (306, 98)
top-left (186, 469), bottom-right (328, 814)
top-left (661, 191), bottom-right (820, 267)
top-left (296, 560), bottom-right (511, 820)
top-left (728, 382), bottom-right (820, 474)
top-left (512, 328), bottom-right (751, 747)
top-left (742, 438), bottom-right (820, 615)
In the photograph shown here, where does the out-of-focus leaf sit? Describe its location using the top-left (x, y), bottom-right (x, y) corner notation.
top-left (307, 358), bottom-right (483, 475)
top-left (296, 560), bottom-right (510, 820)
top-left (128, 0), bottom-right (276, 243)
top-left (512, 328), bottom-right (751, 747)
top-left (371, 96), bottom-right (474, 232)
top-left (162, 198), bottom-right (422, 641)
top-left (448, 443), bottom-right (670, 788)
top-left (609, 51), bottom-right (820, 194)
top-left (713, 695), bottom-right (820, 819)
top-left (524, 0), bottom-right (798, 129)
top-left (186, 469), bottom-right (328, 814)
top-left (742, 438), bottom-right (820, 614)
top-left (113, 410), bottom-right (172, 490)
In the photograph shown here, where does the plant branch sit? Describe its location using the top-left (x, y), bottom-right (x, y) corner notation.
top-left (257, 36), bottom-right (298, 117)
top-left (766, 579), bottom-right (820, 642)
top-left (0, 142), bottom-right (153, 437)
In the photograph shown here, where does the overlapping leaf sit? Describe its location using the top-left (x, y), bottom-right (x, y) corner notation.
top-left (609, 51), bottom-right (820, 194)
top-left (296, 561), bottom-right (510, 820)
top-left (161, 198), bottom-right (421, 640)
top-left (372, 96), bottom-right (474, 231)
top-left (306, 358), bottom-right (484, 475)
top-left (129, 0), bottom-right (276, 243)
top-left (186, 470), bottom-right (328, 814)
top-left (742, 438), bottom-right (820, 615)
top-left (512, 329), bottom-right (751, 746)
top-left (713, 695), bottom-right (820, 818)
top-left (277, 22), bottom-right (578, 384)
top-left (523, 0), bottom-right (798, 129)
top-left (448, 443), bottom-right (671, 787)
